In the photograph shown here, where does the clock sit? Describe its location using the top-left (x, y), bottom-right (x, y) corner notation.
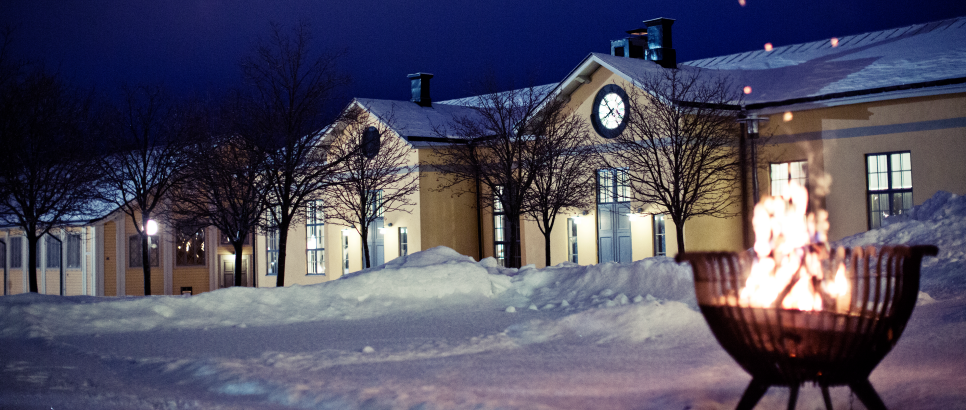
top-left (591, 84), bottom-right (629, 139)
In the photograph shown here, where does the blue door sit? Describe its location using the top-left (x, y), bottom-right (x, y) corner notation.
top-left (366, 217), bottom-right (384, 267)
top-left (597, 169), bottom-right (632, 264)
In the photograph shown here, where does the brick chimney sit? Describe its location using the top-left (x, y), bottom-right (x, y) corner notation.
top-left (408, 73), bottom-right (434, 107)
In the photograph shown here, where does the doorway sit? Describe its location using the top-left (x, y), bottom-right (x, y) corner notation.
top-left (597, 169), bottom-right (632, 264)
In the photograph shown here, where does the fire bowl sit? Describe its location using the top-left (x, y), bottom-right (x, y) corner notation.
top-left (677, 245), bottom-right (937, 410)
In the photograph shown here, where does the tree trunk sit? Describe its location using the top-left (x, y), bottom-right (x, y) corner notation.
top-left (506, 213), bottom-right (522, 268)
top-left (233, 241), bottom-right (244, 287)
top-left (26, 232), bottom-right (39, 293)
top-left (544, 230), bottom-right (551, 267)
top-left (141, 230), bottom-right (152, 296)
top-left (674, 218), bottom-right (686, 255)
top-left (360, 225), bottom-right (371, 269)
top-left (275, 226), bottom-right (289, 287)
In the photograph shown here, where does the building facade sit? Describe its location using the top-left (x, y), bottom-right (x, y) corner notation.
top-left (3, 16), bottom-right (964, 296)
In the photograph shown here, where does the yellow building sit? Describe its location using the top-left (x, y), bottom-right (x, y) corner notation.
top-left (4, 16), bottom-right (964, 296)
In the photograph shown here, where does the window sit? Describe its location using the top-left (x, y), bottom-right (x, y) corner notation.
top-left (653, 214), bottom-right (666, 256)
top-left (770, 160), bottom-right (808, 197)
top-left (867, 152), bottom-right (912, 229)
top-left (370, 190), bottom-right (384, 217)
top-left (46, 235), bottom-right (61, 268)
top-left (10, 237), bottom-right (21, 268)
top-left (266, 228), bottom-right (279, 276)
top-left (176, 227), bottom-right (205, 266)
top-left (567, 218), bottom-right (578, 263)
top-left (493, 186), bottom-right (507, 267)
top-left (399, 227), bottom-right (409, 257)
top-left (129, 235), bottom-right (159, 267)
top-left (598, 168), bottom-right (631, 203)
top-left (306, 200), bottom-right (325, 275)
top-left (342, 231), bottom-right (350, 275)
top-left (67, 233), bottom-right (81, 268)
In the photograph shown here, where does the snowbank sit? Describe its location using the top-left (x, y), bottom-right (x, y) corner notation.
top-left (836, 191), bottom-right (966, 299)
top-left (0, 247), bottom-right (695, 340)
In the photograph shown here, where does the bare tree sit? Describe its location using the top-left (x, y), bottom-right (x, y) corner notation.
top-left (602, 68), bottom-right (743, 254)
top-left (429, 79), bottom-right (550, 268)
top-left (523, 97), bottom-right (598, 266)
top-left (98, 85), bottom-right (191, 295)
top-left (324, 107), bottom-right (418, 269)
top-left (240, 21), bottom-right (350, 287)
top-left (0, 70), bottom-right (102, 293)
top-left (171, 97), bottom-right (271, 287)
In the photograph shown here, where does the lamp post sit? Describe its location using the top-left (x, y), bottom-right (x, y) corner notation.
top-left (737, 112), bottom-right (767, 249)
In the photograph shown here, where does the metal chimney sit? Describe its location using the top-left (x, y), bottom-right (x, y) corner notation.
top-left (408, 72), bottom-right (434, 107)
top-left (644, 17), bottom-right (676, 68)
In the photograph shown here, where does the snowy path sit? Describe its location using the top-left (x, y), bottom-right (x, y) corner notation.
top-left (4, 298), bottom-right (965, 409)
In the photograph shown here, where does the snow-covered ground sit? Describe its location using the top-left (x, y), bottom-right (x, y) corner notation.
top-left (2, 192), bottom-right (965, 409)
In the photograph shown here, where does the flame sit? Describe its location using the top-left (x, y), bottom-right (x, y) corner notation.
top-left (783, 111), bottom-right (793, 122)
top-left (739, 0), bottom-right (746, 6)
top-left (764, 43), bottom-right (773, 52)
top-left (830, 37), bottom-right (839, 47)
top-left (739, 182), bottom-right (850, 312)
top-left (743, 86), bottom-right (753, 94)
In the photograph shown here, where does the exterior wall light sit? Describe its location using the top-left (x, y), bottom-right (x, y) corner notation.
top-left (146, 220), bottom-right (159, 235)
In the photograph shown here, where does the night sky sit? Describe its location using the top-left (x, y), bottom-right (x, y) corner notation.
top-left (4, 0), bottom-right (966, 105)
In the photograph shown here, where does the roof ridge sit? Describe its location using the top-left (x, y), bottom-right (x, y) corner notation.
top-left (683, 15), bottom-right (966, 66)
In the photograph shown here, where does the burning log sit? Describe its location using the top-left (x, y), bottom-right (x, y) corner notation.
top-left (678, 182), bottom-right (938, 410)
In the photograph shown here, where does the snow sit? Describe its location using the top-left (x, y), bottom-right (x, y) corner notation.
top-left (3, 191), bottom-right (966, 409)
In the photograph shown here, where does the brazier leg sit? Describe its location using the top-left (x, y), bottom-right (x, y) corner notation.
top-left (849, 379), bottom-right (887, 410)
top-left (820, 384), bottom-right (833, 410)
top-left (786, 385), bottom-right (799, 410)
top-left (735, 378), bottom-right (770, 410)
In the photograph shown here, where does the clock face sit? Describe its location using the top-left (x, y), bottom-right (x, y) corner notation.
top-left (591, 84), bottom-right (629, 139)
top-left (598, 93), bottom-right (625, 129)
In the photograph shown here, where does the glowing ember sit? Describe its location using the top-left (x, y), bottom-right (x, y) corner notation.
top-left (831, 37), bottom-right (839, 47)
top-left (764, 43), bottom-right (773, 52)
top-left (739, 182), bottom-right (850, 312)
top-left (783, 111), bottom-right (793, 122)
top-left (739, 0), bottom-right (746, 6)
top-left (743, 86), bottom-right (752, 94)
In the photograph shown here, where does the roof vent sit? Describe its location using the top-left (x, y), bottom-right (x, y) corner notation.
top-left (610, 28), bottom-right (648, 59)
top-left (408, 72), bottom-right (434, 107)
top-left (644, 17), bottom-right (676, 68)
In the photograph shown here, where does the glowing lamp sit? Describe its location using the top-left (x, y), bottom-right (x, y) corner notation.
top-left (146, 220), bottom-right (158, 235)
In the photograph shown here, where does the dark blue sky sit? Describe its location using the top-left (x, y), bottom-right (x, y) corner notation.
top-left (5, 0), bottom-right (966, 104)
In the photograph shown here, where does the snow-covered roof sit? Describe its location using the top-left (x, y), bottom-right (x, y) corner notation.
top-left (351, 98), bottom-right (482, 148)
top-left (684, 17), bottom-right (966, 113)
top-left (552, 17), bottom-right (966, 115)
top-left (352, 17), bottom-right (966, 144)
top-left (353, 83), bottom-right (558, 148)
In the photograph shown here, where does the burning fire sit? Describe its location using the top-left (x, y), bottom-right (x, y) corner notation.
top-left (739, 182), bottom-right (850, 312)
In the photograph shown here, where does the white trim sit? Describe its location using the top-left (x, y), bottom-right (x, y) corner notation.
top-left (208, 226), bottom-right (217, 292)
top-left (60, 228), bottom-right (66, 296)
top-left (40, 234), bottom-right (46, 294)
top-left (95, 223), bottom-right (104, 296)
top-left (116, 215), bottom-right (125, 296)
top-left (162, 224), bottom-right (173, 295)
top-left (81, 227), bottom-right (88, 295)
top-left (21, 234), bottom-right (27, 293)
